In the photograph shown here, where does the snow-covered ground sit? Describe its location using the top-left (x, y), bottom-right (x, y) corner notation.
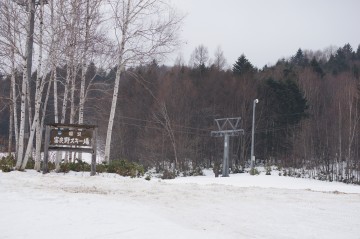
top-left (1, 169), bottom-right (360, 239)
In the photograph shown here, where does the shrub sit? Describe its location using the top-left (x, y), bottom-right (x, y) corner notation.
top-left (189, 167), bottom-right (203, 176)
top-left (161, 169), bottom-right (176, 179)
top-left (107, 161), bottom-right (119, 174)
top-left (55, 159), bottom-right (92, 173)
top-left (0, 156), bottom-right (14, 172)
top-left (96, 163), bottom-right (107, 173)
top-left (47, 162), bottom-right (56, 171)
top-left (59, 163), bottom-right (70, 173)
top-left (145, 173), bottom-right (152, 181)
top-left (232, 166), bottom-right (244, 174)
top-left (213, 162), bottom-right (221, 177)
top-left (25, 158), bottom-right (35, 169)
top-left (249, 168), bottom-right (260, 175)
top-left (68, 159), bottom-right (91, 172)
top-left (266, 166), bottom-right (271, 175)
top-left (1, 165), bottom-right (13, 172)
top-left (107, 159), bottom-right (144, 178)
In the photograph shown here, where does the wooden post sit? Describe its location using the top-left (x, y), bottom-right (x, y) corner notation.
top-left (91, 128), bottom-right (97, 176)
top-left (42, 125), bottom-right (50, 174)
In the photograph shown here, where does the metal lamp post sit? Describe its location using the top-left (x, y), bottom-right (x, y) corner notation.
top-left (250, 99), bottom-right (259, 173)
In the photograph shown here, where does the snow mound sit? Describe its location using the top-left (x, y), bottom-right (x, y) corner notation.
top-left (1, 170), bottom-right (360, 239)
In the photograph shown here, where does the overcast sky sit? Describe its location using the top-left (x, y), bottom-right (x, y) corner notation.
top-left (168, 0), bottom-right (360, 68)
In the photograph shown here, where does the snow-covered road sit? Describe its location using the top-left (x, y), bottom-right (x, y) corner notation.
top-left (1, 170), bottom-right (360, 239)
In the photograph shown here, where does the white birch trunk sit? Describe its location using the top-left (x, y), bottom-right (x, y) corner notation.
top-left (79, 65), bottom-right (86, 125)
top-left (77, 0), bottom-right (91, 161)
top-left (7, 10), bottom-right (16, 157)
top-left (22, 73), bottom-right (47, 169)
top-left (53, 66), bottom-right (59, 123)
top-left (10, 35), bottom-right (19, 157)
top-left (57, 61), bottom-right (70, 170)
top-left (35, 72), bottom-right (52, 171)
top-left (104, 0), bottom-right (130, 163)
top-left (78, 0), bottom-right (90, 126)
top-left (22, 0), bottom-right (46, 169)
top-left (104, 63), bottom-right (124, 163)
top-left (34, 124), bottom-right (42, 171)
top-left (11, 71), bottom-right (19, 154)
top-left (54, 66), bottom-right (62, 170)
top-left (54, 68), bottom-right (61, 169)
top-left (8, 89), bottom-right (13, 157)
top-left (15, 0), bottom-right (36, 169)
top-left (15, 67), bottom-right (27, 169)
top-left (70, 64), bottom-right (78, 124)
top-left (78, 0), bottom-right (90, 160)
top-left (61, 66), bottom-right (71, 124)
top-left (156, 103), bottom-right (178, 169)
top-left (68, 66), bottom-right (78, 163)
top-left (52, 0), bottom-right (59, 124)
top-left (26, 71), bottom-right (32, 139)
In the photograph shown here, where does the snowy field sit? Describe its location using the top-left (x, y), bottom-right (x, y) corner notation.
top-left (1, 170), bottom-right (360, 239)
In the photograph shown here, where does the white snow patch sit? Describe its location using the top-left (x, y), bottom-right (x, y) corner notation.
top-left (167, 169), bottom-right (360, 194)
top-left (1, 170), bottom-right (360, 239)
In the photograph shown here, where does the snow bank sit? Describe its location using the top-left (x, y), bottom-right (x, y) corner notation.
top-left (166, 169), bottom-right (360, 194)
top-left (1, 170), bottom-right (359, 239)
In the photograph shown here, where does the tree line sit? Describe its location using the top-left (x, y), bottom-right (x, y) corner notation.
top-left (0, 1), bottom-right (360, 183)
top-left (96, 44), bottom-right (359, 183)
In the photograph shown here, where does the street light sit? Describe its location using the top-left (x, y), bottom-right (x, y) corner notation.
top-left (250, 99), bottom-right (259, 174)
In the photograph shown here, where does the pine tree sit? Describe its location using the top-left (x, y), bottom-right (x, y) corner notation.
top-left (310, 58), bottom-right (325, 78)
top-left (232, 54), bottom-right (255, 75)
top-left (291, 48), bottom-right (308, 67)
top-left (261, 78), bottom-right (308, 157)
top-left (327, 43), bottom-right (355, 74)
top-left (356, 44), bottom-right (360, 60)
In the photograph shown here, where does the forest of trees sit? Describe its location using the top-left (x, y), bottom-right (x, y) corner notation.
top-left (1, 1), bottom-right (360, 183)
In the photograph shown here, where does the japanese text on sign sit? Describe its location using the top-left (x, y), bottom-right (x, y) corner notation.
top-left (50, 129), bottom-right (92, 147)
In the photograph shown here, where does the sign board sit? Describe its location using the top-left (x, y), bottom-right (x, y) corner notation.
top-left (43, 123), bottom-right (98, 176)
top-left (50, 128), bottom-right (93, 147)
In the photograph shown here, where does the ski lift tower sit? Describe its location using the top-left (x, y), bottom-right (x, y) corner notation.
top-left (211, 117), bottom-right (244, 177)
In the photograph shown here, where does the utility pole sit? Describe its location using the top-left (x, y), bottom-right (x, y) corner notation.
top-left (211, 117), bottom-right (244, 177)
top-left (250, 99), bottom-right (259, 174)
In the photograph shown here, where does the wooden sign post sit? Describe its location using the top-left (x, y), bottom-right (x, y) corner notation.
top-left (43, 124), bottom-right (98, 176)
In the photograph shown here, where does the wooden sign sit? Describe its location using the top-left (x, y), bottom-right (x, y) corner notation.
top-left (43, 123), bottom-right (98, 176)
top-left (50, 129), bottom-right (93, 147)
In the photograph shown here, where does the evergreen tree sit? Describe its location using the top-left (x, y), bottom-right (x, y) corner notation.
top-left (266, 79), bottom-right (308, 125)
top-left (291, 48), bottom-right (308, 67)
top-left (342, 43), bottom-right (354, 60)
top-left (327, 43), bottom-right (355, 74)
top-left (310, 58), bottom-right (325, 78)
top-left (260, 78), bottom-right (308, 157)
top-left (356, 44), bottom-right (360, 60)
top-left (232, 54), bottom-right (255, 75)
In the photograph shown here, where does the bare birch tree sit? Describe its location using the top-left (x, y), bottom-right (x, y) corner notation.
top-left (15, 0), bottom-right (36, 170)
top-left (154, 103), bottom-right (178, 168)
top-left (189, 44), bottom-right (209, 68)
top-left (0, 0), bottom-right (23, 157)
top-left (103, 0), bottom-right (182, 163)
top-left (213, 46), bottom-right (227, 70)
top-left (22, 0), bottom-right (48, 169)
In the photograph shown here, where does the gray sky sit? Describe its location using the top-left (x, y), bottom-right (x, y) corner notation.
top-left (168, 0), bottom-right (360, 68)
